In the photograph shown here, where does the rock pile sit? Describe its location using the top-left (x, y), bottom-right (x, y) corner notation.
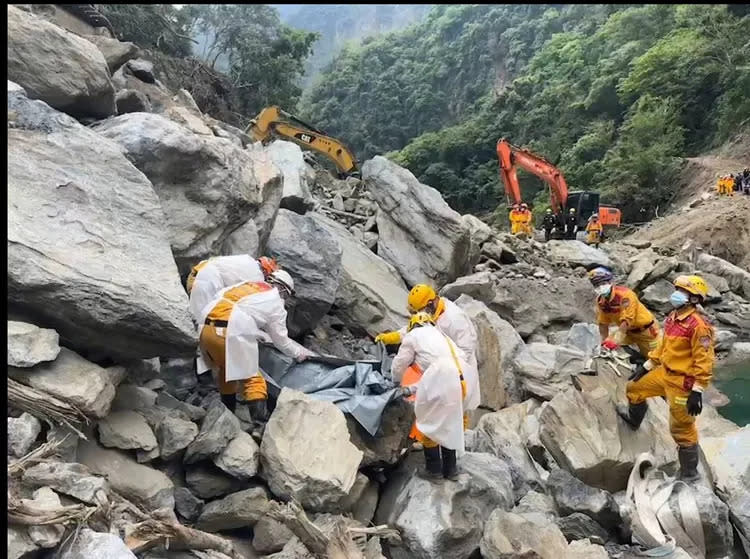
top-left (7, 7), bottom-right (749, 559)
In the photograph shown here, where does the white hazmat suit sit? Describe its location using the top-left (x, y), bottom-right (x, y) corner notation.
top-left (188, 255), bottom-right (265, 321)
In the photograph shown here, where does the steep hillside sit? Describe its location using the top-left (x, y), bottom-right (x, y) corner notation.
top-left (278, 4), bottom-right (432, 89)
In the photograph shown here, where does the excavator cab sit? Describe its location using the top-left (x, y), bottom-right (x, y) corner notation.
top-left (566, 191), bottom-right (621, 228)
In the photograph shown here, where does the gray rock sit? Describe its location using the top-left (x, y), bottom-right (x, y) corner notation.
top-left (115, 88), bottom-right (151, 113)
top-left (482, 239), bottom-right (518, 264)
top-left (221, 217), bottom-right (260, 257)
top-left (7, 84), bottom-right (196, 359)
top-left (186, 464), bottom-right (244, 499)
top-left (462, 214), bottom-right (494, 267)
top-left (184, 401), bottom-right (240, 464)
top-left (563, 323), bottom-right (601, 358)
top-left (726, 342), bottom-right (750, 366)
top-left (332, 193), bottom-right (345, 211)
top-left (513, 490), bottom-right (557, 519)
top-left (7, 412), bottom-right (42, 457)
top-left (46, 423), bottom-right (80, 462)
top-left (375, 452), bottom-right (514, 559)
top-left (474, 401), bottom-right (544, 498)
top-left (214, 431), bottom-right (260, 480)
top-left (455, 295), bottom-right (525, 408)
top-left (315, 213), bottom-right (409, 337)
top-left (268, 141), bottom-right (315, 213)
top-left (22, 462), bottom-right (107, 504)
top-left (547, 468), bottom-right (620, 529)
top-left (156, 391), bottom-right (206, 422)
top-left (538, 362), bottom-right (678, 492)
top-left (481, 509), bottom-right (569, 559)
top-left (196, 487), bottom-right (271, 532)
top-left (98, 410), bottom-right (157, 452)
top-left (266, 209), bottom-right (343, 335)
top-left (363, 156), bottom-right (472, 288)
top-left (111, 384), bottom-right (159, 412)
top-left (126, 58), bottom-right (155, 83)
top-left (260, 389), bottom-right (363, 511)
top-left (566, 539), bottom-right (609, 559)
top-left (174, 487), bottom-right (204, 522)
top-left (92, 112), bottom-right (283, 273)
top-left (489, 275), bottom-right (597, 338)
top-left (9, 349), bottom-right (116, 418)
top-left (156, 415), bottom-right (199, 460)
top-left (26, 487), bottom-right (65, 548)
top-left (557, 513), bottom-right (611, 545)
top-left (352, 479), bottom-right (380, 525)
top-left (77, 438), bottom-right (174, 511)
top-left (58, 528), bottom-right (137, 559)
top-left (266, 537), bottom-right (314, 559)
top-left (252, 516), bottom-right (295, 554)
top-left (346, 398), bottom-right (413, 467)
top-left (7, 321), bottom-right (60, 367)
top-left (7, 6), bottom-right (116, 118)
top-left (641, 279), bottom-right (677, 313)
top-left (440, 272), bottom-right (495, 303)
top-left (694, 251), bottom-right (750, 298)
top-left (512, 343), bottom-right (586, 401)
top-left (545, 240), bottom-right (613, 269)
top-left (8, 526), bottom-right (40, 559)
top-left (84, 35), bottom-right (138, 72)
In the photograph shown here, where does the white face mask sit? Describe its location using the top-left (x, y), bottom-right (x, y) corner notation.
top-left (597, 283), bottom-right (613, 297)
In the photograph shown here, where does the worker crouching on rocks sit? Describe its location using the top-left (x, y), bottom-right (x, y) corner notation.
top-left (617, 275), bottom-right (715, 482)
top-left (589, 267), bottom-right (661, 358)
top-left (375, 283), bottom-right (481, 426)
top-left (391, 312), bottom-right (467, 480)
top-left (198, 270), bottom-right (316, 419)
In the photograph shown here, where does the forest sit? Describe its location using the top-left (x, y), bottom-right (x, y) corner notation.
top-left (301, 4), bottom-right (750, 220)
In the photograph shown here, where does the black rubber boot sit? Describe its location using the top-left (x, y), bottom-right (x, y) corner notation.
top-left (420, 446), bottom-right (443, 480)
top-left (441, 447), bottom-right (459, 480)
top-left (678, 444), bottom-right (700, 482)
top-left (616, 402), bottom-right (648, 430)
top-left (220, 394), bottom-right (237, 413)
top-left (248, 399), bottom-right (269, 422)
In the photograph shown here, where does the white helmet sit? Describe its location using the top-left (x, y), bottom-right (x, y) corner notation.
top-left (269, 269), bottom-right (295, 296)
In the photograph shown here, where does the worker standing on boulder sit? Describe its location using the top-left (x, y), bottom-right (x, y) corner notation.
top-left (566, 207), bottom-right (578, 239)
top-left (198, 271), bottom-right (315, 417)
top-left (589, 267), bottom-right (661, 358)
top-left (375, 284), bottom-right (481, 424)
top-left (509, 204), bottom-right (523, 235)
top-left (617, 275), bottom-right (715, 482)
top-left (391, 312), bottom-right (466, 480)
top-left (519, 203), bottom-right (533, 235)
top-left (585, 213), bottom-right (603, 248)
top-left (542, 208), bottom-right (556, 242)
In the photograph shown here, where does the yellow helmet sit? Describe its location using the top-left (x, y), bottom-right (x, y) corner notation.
top-left (673, 275), bottom-right (709, 299)
top-left (408, 311), bottom-right (435, 332)
top-left (407, 284), bottom-right (437, 313)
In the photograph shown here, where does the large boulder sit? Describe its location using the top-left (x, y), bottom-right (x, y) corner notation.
top-left (701, 426), bottom-right (750, 550)
top-left (455, 295), bottom-right (525, 407)
top-left (362, 156), bottom-right (472, 288)
top-left (375, 452), bottom-right (514, 559)
top-left (261, 389), bottom-right (363, 511)
top-left (545, 240), bottom-right (613, 270)
top-left (9, 348), bottom-right (116, 418)
top-left (694, 251), bottom-right (750, 299)
top-left (641, 279), bottom-right (674, 314)
top-left (480, 509), bottom-right (570, 559)
top-left (267, 140), bottom-right (315, 213)
top-left (346, 399), bottom-right (414, 467)
top-left (538, 362), bottom-right (678, 492)
top-left (440, 272), bottom-right (495, 303)
top-left (489, 275), bottom-right (597, 338)
top-left (512, 343), bottom-right (586, 401)
top-left (7, 83), bottom-right (196, 359)
top-left (547, 469), bottom-right (620, 529)
top-left (185, 464), bottom-right (244, 499)
top-left (213, 431), bottom-right (260, 480)
top-left (22, 462), bottom-right (107, 505)
top-left (7, 6), bottom-right (116, 118)
top-left (196, 487), bottom-right (272, 532)
top-left (77, 439), bottom-right (174, 511)
top-left (84, 35), bottom-right (139, 73)
top-left (92, 112), bottom-right (284, 272)
top-left (266, 210), bottom-right (343, 336)
top-left (462, 214), bottom-right (493, 267)
top-left (7, 321), bottom-right (60, 368)
top-left (315, 213), bottom-right (409, 336)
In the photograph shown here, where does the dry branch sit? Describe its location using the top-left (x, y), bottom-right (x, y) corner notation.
top-left (8, 494), bottom-right (96, 527)
top-left (125, 518), bottom-right (238, 558)
top-left (7, 436), bottom-right (69, 477)
top-left (8, 378), bottom-right (89, 438)
top-left (319, 206), bottom-right (369, 221)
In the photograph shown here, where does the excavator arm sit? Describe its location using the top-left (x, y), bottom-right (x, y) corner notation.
top-left (247, 106), bottom-right (360, 178)
top-left (496, 138), bottom-right (569, 214)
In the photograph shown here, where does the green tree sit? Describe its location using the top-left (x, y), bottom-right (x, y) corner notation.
top-left (98, 4), bottom-right (194, 57)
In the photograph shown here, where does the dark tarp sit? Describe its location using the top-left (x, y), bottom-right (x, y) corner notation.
top-left (258, 343), bottom-right (400, 436)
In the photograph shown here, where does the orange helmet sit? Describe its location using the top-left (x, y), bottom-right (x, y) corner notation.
top-left (258, 256), bottom-right (279, 278)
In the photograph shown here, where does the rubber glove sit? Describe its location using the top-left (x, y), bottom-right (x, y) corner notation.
top-left (375, 331), bottom-right (402, 346)
top-left (686, 391), bottom-right (703, 416)
top-left (601, 338), bottom-right (619, 351)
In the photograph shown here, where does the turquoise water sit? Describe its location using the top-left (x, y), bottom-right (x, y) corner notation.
top-left (713, 359), bottom-right (750, 426)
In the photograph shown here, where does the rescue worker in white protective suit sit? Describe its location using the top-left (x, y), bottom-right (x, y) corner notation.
top-left (391, 312), bottom-right (467, 480)
top-left (375, 284), bottom-right (481, 424)
top-left (186, 255), bottom-right (279, 374)
top-left (198, 270), bottom-right (316, 417)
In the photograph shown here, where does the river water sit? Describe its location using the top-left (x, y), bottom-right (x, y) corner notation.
top-left (713, 359), bottom-right (750, 427)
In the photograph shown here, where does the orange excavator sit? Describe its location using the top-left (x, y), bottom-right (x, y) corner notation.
top-left (496, 138), bottom-right (621, 238)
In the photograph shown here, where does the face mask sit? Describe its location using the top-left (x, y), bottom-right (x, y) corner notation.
top-left (670, 291), bottom-right (690, 308)
top-left (596, 283), bottom-right (612, 297)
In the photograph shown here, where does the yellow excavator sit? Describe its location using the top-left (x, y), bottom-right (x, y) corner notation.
top-left (246, 106), bottom-right (360, 178)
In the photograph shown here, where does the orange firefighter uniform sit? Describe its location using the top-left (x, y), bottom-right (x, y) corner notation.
top-left (520, 208), bottom-right (533, 235)
top-left (597, 285), bottom-right (661, 357)
top-left (509, 208), bottom-right (524, 234)
top-left (586, 219), bottom-right (603, 246)
top-left (626, 306), bottom-right (715, 447)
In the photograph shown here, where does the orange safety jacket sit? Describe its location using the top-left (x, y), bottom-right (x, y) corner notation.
top-left (596, 285), bottom-right (655, 331)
